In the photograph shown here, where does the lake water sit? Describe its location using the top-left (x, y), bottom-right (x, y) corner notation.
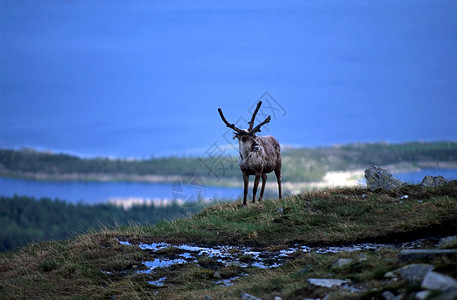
top-left (1, 168), bottom-right (456, 205)
top-left (0, 177), bottom-right (242, 205)
top-left (393, 168), bottom-right (457, 184)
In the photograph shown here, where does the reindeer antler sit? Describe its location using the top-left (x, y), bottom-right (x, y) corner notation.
top-left (218, 108), bottom-right (242, 133)
top-left (248, 101), bottom-right (271, 134)
top-left (218, 102), bottom-right (271, 135)
top-left (250, 115), bottom-right (271, 134)
top-left (248, 101), bottom-right (262, 131)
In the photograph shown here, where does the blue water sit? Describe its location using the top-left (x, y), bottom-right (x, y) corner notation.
top-left (0, 177), bottom-right (242, 204)
top-left (2, 2), bottom-right (457, 158)
top-left (393, 168), bottom-right (457, 184)
top-left (1, 168), bottom-right (456, 205)
top-left (357, 168), bottom-right (457, 185)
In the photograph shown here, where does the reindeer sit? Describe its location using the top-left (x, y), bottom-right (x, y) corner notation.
top-left (218, 101), bottom-right (282, 205)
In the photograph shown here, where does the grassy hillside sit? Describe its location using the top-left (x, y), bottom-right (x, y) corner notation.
top-left (122, 182), bottom-right (457, 246)
top-left (1, 183), bottom-right (456, 299)
top-left (1, 141), bottom-right (457, 182)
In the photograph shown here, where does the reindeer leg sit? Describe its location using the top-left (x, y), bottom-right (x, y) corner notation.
top-left (274, 168), bottom-right (282, 199)
top-left (259, 173), bottom-right (267, 201)
top-left (242, 172), bottom-right (249, 205)
top-left (252, 173), bottom-right (261, 203)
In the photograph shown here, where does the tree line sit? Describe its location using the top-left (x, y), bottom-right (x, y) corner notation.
top-left (1, 141), bottom-right (456, 183)
top-left (0, 195), bottom-right (203, 252)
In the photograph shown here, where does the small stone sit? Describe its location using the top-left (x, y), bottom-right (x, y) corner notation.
top-left (241, 293), bottom-right (262, 300)
top-left (384, 271), bottom-right (397, 279)
top-left (331, 258), bottom-right (353, 268)
top-left (273, 297), bottom-right (282, 300)
top-left (307, 278), bottom-right (351, 288)
top-left (381, 290), bottom-right (395, 300)
top-left (213, 271), bottom-right (222, 279)
top-left (415, 290), bottom-right (431, 300)
top-left (391, 294), bottom-right (404, 300)
top-left (421, 271), bottom-right (457, 291)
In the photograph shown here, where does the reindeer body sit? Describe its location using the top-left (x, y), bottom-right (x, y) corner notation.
top-left (218, 102), bottom-right (282, 205)
top-left (238, 136), bottom-right (281, 175)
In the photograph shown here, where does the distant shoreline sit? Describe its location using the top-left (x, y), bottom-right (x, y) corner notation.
top-left (0, 171), bottom-right (178, 183)
top-left (2, 161), bottom-right (457, 188)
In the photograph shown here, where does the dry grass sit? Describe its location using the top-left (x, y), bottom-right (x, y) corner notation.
top-left (0, 231), bottom-right (154, 299)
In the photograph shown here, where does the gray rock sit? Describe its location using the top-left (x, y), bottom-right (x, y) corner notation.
top-left (364, 165), bottom-right (406, 191)
top-left (399, 249), bottom-right (457, 263)
top-left (381, 290), bottom-right (395, 300)
top-left (394, 264), bottom-right (435, 282)
top-left (391, 294), bottom-right (404, 300)
top-left (331, 258), bottom-right (353, 268)
top-left (421, 271), bottom-right (457, 291)
top-left (420, 175), bottom-right (449, 188)
top-left (384, 271), bottom-right (397, 279)
top-left (241, 293), bottom-right (262, 300)
top-left (307, 278), bottom-right (351, 288)
top-left (437, 236), bottom-right (457, 249)
top-left (358, 253), bottom-right (368, 262)
top-left (415, 290), bottom-right (431, 300)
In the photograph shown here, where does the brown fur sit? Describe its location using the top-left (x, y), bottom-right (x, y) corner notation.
top-left (218, 101), bottom-right (282, 205)
top-left (238, 134), bottom-right (282, 204)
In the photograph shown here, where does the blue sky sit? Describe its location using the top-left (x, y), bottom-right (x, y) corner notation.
top-left (1, 1), bottom-right (457, 158)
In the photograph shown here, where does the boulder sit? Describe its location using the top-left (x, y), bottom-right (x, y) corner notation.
top-left (421, 271), bottom-right (457, 291)
top-left (393, 264), bottom-right (435, 282)
top-left (364, 165), bottom-right (406, 191)
top-left (399, 249), bottom-right (457, 263)
top-left (437, 236), bottom-right (457, 249)
top-left (420, 175), bottom-right (449, 188)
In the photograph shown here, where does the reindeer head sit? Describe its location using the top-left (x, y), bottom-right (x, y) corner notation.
top-left (218, 101), bottom-right (271, 153)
